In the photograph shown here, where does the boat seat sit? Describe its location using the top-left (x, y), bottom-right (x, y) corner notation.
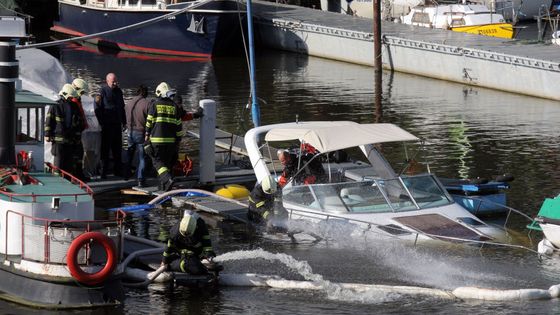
top-left (340, 187), bottom-right (366, 203)
top-left (309, 196), bottom-right (348, 213)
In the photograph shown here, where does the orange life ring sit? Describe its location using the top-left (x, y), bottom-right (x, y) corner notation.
top-left (67, 232), bottom-right (117, 286)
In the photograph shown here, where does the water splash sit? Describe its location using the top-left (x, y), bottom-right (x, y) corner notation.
top-left (217, 249), bottom-right (412, 303)
top-left (284, 218), bottom-right (511, 289)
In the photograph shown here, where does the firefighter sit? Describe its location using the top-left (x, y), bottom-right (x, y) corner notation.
top-left (45, 84), bottom-right (85, 175)
top-left (248, 175), bottom-right (277, 224)
top-left (161, 210), bottom-right (216, 275)
top-left (69, 78), bottom-right (90, 180)
top-left (277, 148), bottom-right (324, 187)
top-left (145, 82), bottom-right (183, 191)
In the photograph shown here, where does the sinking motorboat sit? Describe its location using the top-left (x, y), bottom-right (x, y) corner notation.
top-left (244, 121), bottom-right (519, 244)
top-left (399, 1), bottom-right (514, 39)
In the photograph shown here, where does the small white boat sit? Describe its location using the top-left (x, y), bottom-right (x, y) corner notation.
top-left (245, 121), bottom-right (507, 244)
top-left (399, 1), bottom-right (514, 39)
top-left (530, 195), bottom-right (560, 254)
top-left (319, 0), bottom-right (550, 22)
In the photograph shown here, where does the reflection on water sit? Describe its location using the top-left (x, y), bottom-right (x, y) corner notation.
top-left (19, 43), bottom-right (560, 314)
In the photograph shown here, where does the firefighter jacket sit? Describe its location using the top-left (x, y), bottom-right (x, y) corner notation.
top-left (45, 99), bottom-right (85, 145)
top-left (248, 184), bottom-right (275, 223)
top-left (145, 97), bottom-right (183, 144)
top-left (162, 218), bottom-right (214, 264)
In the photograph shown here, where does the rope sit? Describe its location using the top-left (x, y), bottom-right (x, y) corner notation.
top-left (17, 0), bottom-right (215, 50)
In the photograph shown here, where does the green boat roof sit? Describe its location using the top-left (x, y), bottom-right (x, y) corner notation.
top-left (0, 172), bottom-right (92, 203)
top-left (537, 197), bottom-right (560, 221)
top-left (15, 90), bottom-right (57, 106)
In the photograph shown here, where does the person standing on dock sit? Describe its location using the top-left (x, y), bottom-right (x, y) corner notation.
top-left (125, 84), bottom-right (150, 188)
top-left (68, 78), bottom-right (90, 181)
top-left (45, 84), bottom-right (84, 174)
top-left (95, 73), bottom-right (126, 179)
top-left (145, 82), bottom-right (183, 191)
top-left (161, 210), bottom-right (216, 275)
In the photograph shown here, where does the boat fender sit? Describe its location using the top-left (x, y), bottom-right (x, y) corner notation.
top-left (215, 184), bottom-right (250, 199)
top-left (67, 232), bottom-right (117, 286)
top-left (494, 174), bottom-right (514, 182)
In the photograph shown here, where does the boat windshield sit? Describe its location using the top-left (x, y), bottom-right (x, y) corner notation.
top-left (282, 174), bottom-right (453, 214)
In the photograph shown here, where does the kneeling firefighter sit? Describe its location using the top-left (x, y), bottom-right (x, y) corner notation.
top-left (161, 210), bottom-right (216, 275)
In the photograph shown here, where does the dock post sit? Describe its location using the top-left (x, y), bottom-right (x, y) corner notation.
top-left (0, 40), bottom-right (19, 166)
top-left (373, 0), bottom-right (383, 121)
top-left (199, 99), bottom-right (216, 184)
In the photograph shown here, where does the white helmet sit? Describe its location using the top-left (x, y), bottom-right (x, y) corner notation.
top-left (179, 210), bottom-right (200, 236)
top-left (72, 78), bottom-right (89, 95)
top-left (155, 82), bottom-right (176, 98)
top-left (261, 175), bottom-right (277, 195)
top-left (59, 83), bottom-right (78, 100)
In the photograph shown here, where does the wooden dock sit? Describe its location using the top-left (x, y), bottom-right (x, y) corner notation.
top-left (252, 1), bottom-right (560, 100)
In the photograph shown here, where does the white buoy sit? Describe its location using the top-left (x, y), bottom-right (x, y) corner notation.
top-left (199, 99), bottom-right (216, 184)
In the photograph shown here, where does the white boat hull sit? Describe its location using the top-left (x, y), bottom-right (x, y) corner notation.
top-left (541, 223), bottom-right (560, 248)
top-left (321, 0), bottom-right (551, 21)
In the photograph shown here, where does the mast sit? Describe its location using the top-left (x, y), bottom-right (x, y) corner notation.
top-left (246, 0), bottom-right (260, 127)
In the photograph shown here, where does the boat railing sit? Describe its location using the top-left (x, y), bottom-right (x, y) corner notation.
top-left (3, 209), bottom-right (126, 265)
top-left (45, 162), bottom-right (94, 195)
top-left (0, 163), bottom-right (94, 202)
top-left (456, 195), bottom-right (534, 228)
top-left (284, 204), bottom-right (537, 253)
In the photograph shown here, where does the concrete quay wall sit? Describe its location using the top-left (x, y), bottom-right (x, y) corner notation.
top-left (254, 3), bottom-right (560, 100)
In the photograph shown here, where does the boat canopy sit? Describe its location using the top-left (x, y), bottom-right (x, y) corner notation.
top-left (264, 122), bottom-right (419, 153)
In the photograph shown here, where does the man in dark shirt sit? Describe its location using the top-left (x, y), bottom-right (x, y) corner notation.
top-left (95, 73), bottom-right (126, 178)
top-left (124, 85), bottom-right (150, 187)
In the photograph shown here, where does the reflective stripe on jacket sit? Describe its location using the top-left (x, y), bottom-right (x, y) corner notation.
top-left (146, 97), bottom-right (182, 144)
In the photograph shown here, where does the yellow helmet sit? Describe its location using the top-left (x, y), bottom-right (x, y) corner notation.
top-left (261, 175), bottom-right (277, 194)
top-left (155, 82), bottom-right (175, 98)
top-left (72, 78), bottom-right (89, 95)
top-left (59, 83), bottom-right (78, 100)
top-left (179, 210), bottom-right (199, 236)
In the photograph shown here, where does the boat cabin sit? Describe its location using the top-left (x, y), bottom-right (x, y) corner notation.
top-left (15, 89), bottom-right (54, 171)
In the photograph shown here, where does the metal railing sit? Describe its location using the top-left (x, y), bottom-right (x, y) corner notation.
top-left (4, 210), bottom-right (126, 264)
top-left (283, 197), bottom-right (537, 253)
top-left (0, 163), bottom-right (93, 202)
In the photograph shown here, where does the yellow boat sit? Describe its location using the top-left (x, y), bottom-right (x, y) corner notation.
top-left (400, 3), bottom-right (514, 39)
top-left (452, 23), bottom-right (514, 39)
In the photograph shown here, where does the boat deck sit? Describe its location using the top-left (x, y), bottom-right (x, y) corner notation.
top-left (0, 172), bottom-right (92, 203)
